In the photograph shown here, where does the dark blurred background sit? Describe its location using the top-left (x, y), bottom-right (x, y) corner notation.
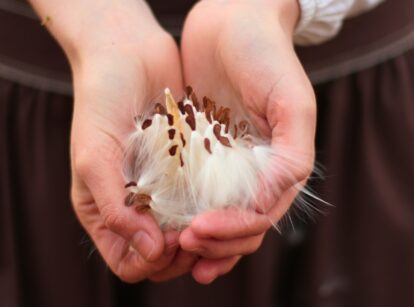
top-left (1, 0), bottom-right (413, 306)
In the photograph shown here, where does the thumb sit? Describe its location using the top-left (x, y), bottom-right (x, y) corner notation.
top-left (72, 142), bottom-right (165, 261)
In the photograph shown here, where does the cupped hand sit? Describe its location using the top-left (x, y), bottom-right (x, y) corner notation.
top-left (69, 6), bottom-right (198, 282)
top-left (179, 0), bottom-right (317, 283)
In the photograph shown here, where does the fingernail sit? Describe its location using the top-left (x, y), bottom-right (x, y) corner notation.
top-left (197, 273), bottom-right (215, 285)
top-left (164, 230), bottom-right (179, 247)
top-left (132, 231), bottom-right (155, 261)
top-left (205, 277), bottom-right (216, 284)
top-left (163, 231), bottom-right (179, 256)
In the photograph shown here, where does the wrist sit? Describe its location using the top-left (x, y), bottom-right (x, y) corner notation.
top-left (30, 0), bottom-right (164, 67)
top-left (272, 0), bottom-right (301, 36)
top-left (196, 0), bottom-right (300, 38)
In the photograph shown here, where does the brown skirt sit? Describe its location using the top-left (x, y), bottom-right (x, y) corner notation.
top-left (1, 50), bottom-right (414, 307)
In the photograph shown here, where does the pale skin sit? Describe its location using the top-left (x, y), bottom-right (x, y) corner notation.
top-left (29, 0), bottom-right (315, 284)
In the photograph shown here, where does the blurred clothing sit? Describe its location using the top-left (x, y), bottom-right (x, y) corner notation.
top-left (1, 0), bottom-right (414, 307)
top-left (0, 1), bottom-right (413, 89)
top-left (296, 0), bottom-right (414, 83)
top-left (294, 0), bottom-right (385, 45)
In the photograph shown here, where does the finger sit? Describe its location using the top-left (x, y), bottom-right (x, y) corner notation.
top-left (73, 195), bottom-right (179, 282)
top-left (242, 45), bottom-right (316, 214)
top-left (88, 223), bottom-right (178, 283)
top-left (149, 250), bottom-right (199, 282)
top-left (265, 185), bottom-right (300, 227)
top-left (254, 144), bottom-right (314, 214)
top-left (192, 256), bottom-right (242, 284)
top-left (180, 229), bottom-right (265, 259)
top-left (189, 207), bottom-right (272, 240)
top-left (247, 35), bottom-right (316, 161)
top-left (72, 145), bottom-right (165, 261)
top-left (163, 229), bottom-right (180, 252)
top-left (254, 100), bottom-right (315, 214)
top-left (187, 186), bottom-right (300, 241)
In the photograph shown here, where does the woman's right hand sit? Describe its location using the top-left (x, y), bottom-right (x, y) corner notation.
top-left (29, 0), bottom-right (198, 282)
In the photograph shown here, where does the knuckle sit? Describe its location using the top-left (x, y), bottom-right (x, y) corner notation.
top-left (73, 151), bottom-right (94, 178)
top-left (296, 163), bottom-right (314, 183)
top-left (279, 155), bottom-right (314, 185)
top-left (101, 205), bottom-right (125, 232)
top-left (238, 216), bottom-right (255, 234)
top-left (301, 100), bottom-right (317, 122)
top-left (244, 235), bottom-right (264, 255)
top-left (220, 256), bottom-right (241, 275)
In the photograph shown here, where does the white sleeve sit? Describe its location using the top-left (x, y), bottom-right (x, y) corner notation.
top-left (294, 0), bottom-right (385, 46)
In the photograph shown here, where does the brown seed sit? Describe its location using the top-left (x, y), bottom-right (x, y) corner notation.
top-left (213, 123), bottom-right (232, 148)
top-left (166, 113), bottom-right (174, 126)
top-left (141, 119), bottom-right (152, 130)
top-left (204, 138), bottom-right (212, 154)
top-left (180, 133), bottom-right (186, 147)
top-left (217, 108), bottom-right (230, 133)
top-left (125, 192), bottom-right (137, 207)
top-left (205, 109), bottom-right (213, 124)
top-left (184, 104), bottom-right (195, 118)
top-left (136, 193), bottom-right (152, 206)
top-left (169, 145), bottom-right (178, 156)
top-left (177, 101), bottom-right (185, 114)
top-left (211, 103), bottom-right (217, 119)
top-left (185, 115), bottom-right (196, 131)
top-left (202, 96), bottom-right (211, 109)
top-left (191, 92), bottom-right (200, 111)
top-left (168, 129), bottom-right (176, 140)
top-left (185, 85), bottom-right (193, 98)
top-left (213, 123), bottom-right (222, 140)
top-left (136, 205), bottom-right (151, 213)
top-left (203, 96), bottom-right (215, 123)
top-left (218, 136), bottom-right (232, 148)
top-left (206, 98), bottom-right (216, 114)
top-left (154, 103), bottom-right (167, 115)
top-left (125, 193), bottom-right (152, 209)
top-left (179, 153), bottom-right (184, 167)
top-left (223, 118), bottom-right (230, 134)
top-left (233, 124), bottom-right (238, 139)
top-left (218, 108), bottom-right (230, 124)
top-left (124, 181), bottom-right (137, 188)
top-left (215, 106), bottom-right (224, 121)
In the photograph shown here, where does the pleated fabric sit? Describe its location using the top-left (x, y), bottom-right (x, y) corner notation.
top-left (1, 48), bottom-right (413, 307)
top-left (0, 78), bottom-right (114, 307)
top-left (1, 0), bottom-right (414, 306)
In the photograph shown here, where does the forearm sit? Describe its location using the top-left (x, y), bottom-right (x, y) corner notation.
top-left (270, 0), bottom-right (300, 36)
top-left (197, 0), bottom-right (300, 38)
top-left (28, 0), bottom-right (160, 63)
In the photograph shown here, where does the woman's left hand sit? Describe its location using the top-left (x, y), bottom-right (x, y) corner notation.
top-left (178, 0), bottom-right (317, 284)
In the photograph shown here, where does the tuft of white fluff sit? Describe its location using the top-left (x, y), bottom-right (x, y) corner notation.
top-left (123, 87), bottom-right (320, 229)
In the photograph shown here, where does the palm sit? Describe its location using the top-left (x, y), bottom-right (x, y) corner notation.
top-left (70, 33), bottom-right (186, 281)
top-left (177, 1), bottom-right (317, 283)
top-left (183, 3), bottom-right (314, 138)
top-left (182, 2), bottom-right (317, 195)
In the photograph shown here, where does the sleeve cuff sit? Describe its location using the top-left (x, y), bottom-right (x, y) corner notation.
top-left (293, 0), bottom-right (354, 46)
